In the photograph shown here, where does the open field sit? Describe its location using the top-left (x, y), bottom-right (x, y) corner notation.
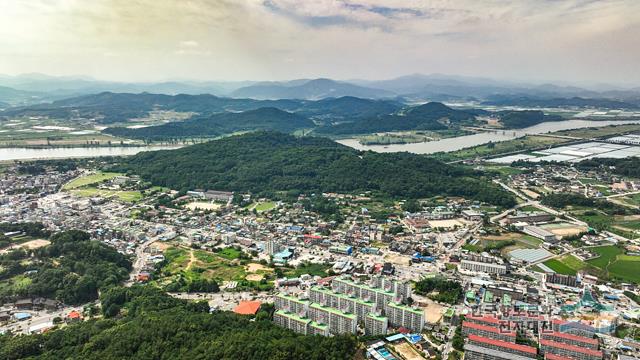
top-left (249, 201), bottom-right (277, 212)
top-left (161, 247), bottom-right (247, 283)
top-left (543, 255), bottom-right (585, 275)
top-left (63, 172), bottom-right (121, 190)
top-left (586, 246), bottom-right (640, 283)
top-left (540, 223), bottom-right (588, 237)
top-left (283, 262), bottom-right (331, 278)
top-left (70, 188), bottom-right (143, 202)
top-left (428, 219), bottom-right (465, 229)
top-left (0, 239), bottom-right (50, 254)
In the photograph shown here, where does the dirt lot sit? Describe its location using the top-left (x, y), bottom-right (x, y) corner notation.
top-left (428, 219), bottom-right (464, 229)
top-left (246, 263), bottom-right (272, 273)
top-left (185, 202), bottom-right (222, 211)
top-left (384, 253), bottom-right (410, 266)
top-left (540, 223), bottom-right (588, 237)
top-left (394, 342), bottom-right (425, 360)
top-left (0, 239), bottom-right (50, 254)
top-left (423, 302), bottom-right (444, 324)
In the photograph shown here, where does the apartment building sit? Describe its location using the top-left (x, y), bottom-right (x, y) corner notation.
top-left (384, 302), bottom-right (425, 332)
top-left (332, 276), bottom-right (397, 310)
top-left (365, 313), bottom-right (388, 336)
top-left (308, 303), bottom-right (357, 335)
top-left (540, 338), bottom-right (603, 360)
top-left (463, 321), bottom-right (516, 343)
top-left (274, 293), bottom-right (310, 315)
top-left (274, 310), bottom-right (311, 335)
top-left (541, 331), bottom-right (599, 350)
top-left (467, 334), bottom-right (537, 359)
top-left (309, 286), bottom-right (376, 322)
top-left (460, 259), bottom-right (508, 275)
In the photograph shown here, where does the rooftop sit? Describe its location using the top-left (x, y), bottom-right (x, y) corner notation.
top-left (233, 300), bottom-right (262, 315)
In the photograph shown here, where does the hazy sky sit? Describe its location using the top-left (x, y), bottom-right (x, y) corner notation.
top-left (0, 0), bottom-right (639, 85)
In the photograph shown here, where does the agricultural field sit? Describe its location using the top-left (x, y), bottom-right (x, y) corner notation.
top-left (585, 245), bottom-right (640, 283)
top-left (553, 124), bottom-right (640, 139)
top-left (540, 245), bottom-right (640, 283)
top-left (435, 135), bottom-right (568, 161)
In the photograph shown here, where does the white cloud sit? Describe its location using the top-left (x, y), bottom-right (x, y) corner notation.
top-left (0, 0), bottom-right (637, 84)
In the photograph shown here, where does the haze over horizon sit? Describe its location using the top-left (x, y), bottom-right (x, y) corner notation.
top-left (1, 0), bottom-right (639, 86)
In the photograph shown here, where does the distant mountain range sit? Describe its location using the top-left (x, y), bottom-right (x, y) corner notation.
top-left (230, 78), bottom-right (395, 100)
top-left (1, 73), bottom-right (638, 105)
top-left (1, 92), bottom-right (401, 124)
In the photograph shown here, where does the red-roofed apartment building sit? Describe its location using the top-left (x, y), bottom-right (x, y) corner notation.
top-left (541, 331), bottom-right (599, 350)
top-left (467, 334), bottom-right (537, 358)
top-left (463, 321), bottom-right (516, 343)
top-left (540, 338), bottom-right (603, 360)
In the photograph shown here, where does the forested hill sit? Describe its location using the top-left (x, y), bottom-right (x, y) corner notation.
top-left (0, 286), bottom-right (357, 360)
top-left (103, 107), bottom-right (313, 140)
top-left (117, 132), bottom-right (516, 207)
top-left (314, 101), bottom-right (477, 135)
top-left (497, 110), bottom-right (563, 128)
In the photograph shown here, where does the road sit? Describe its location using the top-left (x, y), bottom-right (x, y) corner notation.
top-left (1, 304), bottom-right (86, 335)
top-left (125, 237), bottom-right (159, 286)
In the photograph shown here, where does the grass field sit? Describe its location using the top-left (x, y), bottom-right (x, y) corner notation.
top-left (283, 262), bottom-right (331, 278)
top-left (585, 245), bottom-right (640, 283)
top-left (553, 124), bottom-right (640, 139)
top-left (543, 258), bottom-right (578, 275)
top-left (254, 201), bottom-right (277, 212)
top-left (70, 188), bottom-right (143, 202)
top-left (161, 247), bottom-right (247, 283)
top-left (63, 171), bottom-right (121, 190)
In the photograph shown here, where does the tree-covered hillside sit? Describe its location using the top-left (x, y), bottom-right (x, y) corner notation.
top-left (116, 132), bottom-right (515, 207)
top-left (0, 286), bottom-right (357, 360)
top-left (314, 102), bottom-right (476, 135)
top-left (103, 107), bottom-right (313, 140)
top-left (0, 229), bottom-right (131, 305)
top-left (497, 110), bottom-right (563, 128)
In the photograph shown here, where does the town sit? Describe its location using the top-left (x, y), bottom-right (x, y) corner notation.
top-left (0, 146), bottom-right (639, 360)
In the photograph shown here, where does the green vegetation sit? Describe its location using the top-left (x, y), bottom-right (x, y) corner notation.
top-left (254, 201), bottom-right (277, 212)
top-left (0, 229), bottom-right (131, 304)
top-left (282, 262), bottom-right (331, 278)
top-left (156, 246), bottom-right (270, 292)
top-left (414, 277), bottom-right (463, 305)
top-left (554, 124), bottom-right (640, 138)
top-left (584, 245), bottom-right (640, 283)
top-left (104, 107), bottom-right (314, 140)
top-left (0, 222), bottom-right (49, 249)
top-left (433, 135), bottom-right (567, 162)
top-left (63, 171), bottom-right (120, 190)
top-left (577, 157), bottom-right (640, 179)
top-left (315, 102), bottom-right (476, 135)
top-left (497, 110), bottom-right (562, 128)
top-left (543, 255), bottom-right (586, 276)
top-left (63, 171), bottom-right (143, 203)
top-left (0, 286), bottom-right (357, 360)
top-left (117, 132), bottom-right (516, 207)
top-left (70, 188), bottom-right (143, 202)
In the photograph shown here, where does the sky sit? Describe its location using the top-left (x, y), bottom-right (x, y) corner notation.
top-left (0, 0), bottom-right (639, 85)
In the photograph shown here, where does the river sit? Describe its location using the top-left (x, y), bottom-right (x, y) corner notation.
top-left (0, 145), bottom-right (181, 161)
top-left (336, 119), bottom-right (640, 154)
